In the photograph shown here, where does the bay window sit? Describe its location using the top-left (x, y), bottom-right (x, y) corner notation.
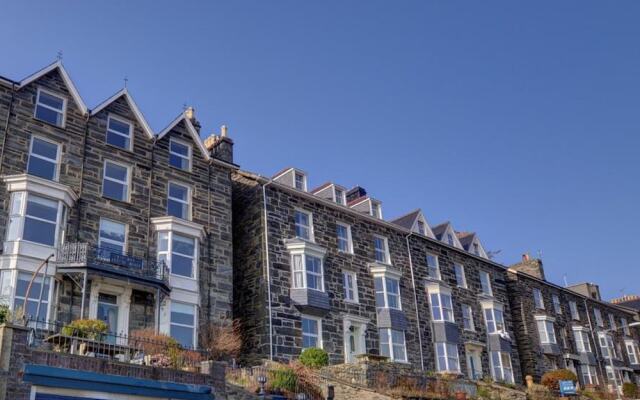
top-left (27, 136), bottom-right (60, 181)
top-left (292, 254), bottom-right (323, 291)
top-left (379, 328), bottom-right (407, 362)
top-left (374, 275), bottom-right (400, 309)
top-left (158, 231), bottom-right (196, 278)
top-left (14, 271), bottom-right (50, 320)
top-left (484, 306), bottom-right (505, 334)
top-left (6, 192), bottom-right (66, 248)
top-left (435, 342), bottom-right (460, 372)
top-left (490, 351), bottom-right (514, 384)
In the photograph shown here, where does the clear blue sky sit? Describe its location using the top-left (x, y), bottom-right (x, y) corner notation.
top-left (2, 1), bottom-right (638, 300)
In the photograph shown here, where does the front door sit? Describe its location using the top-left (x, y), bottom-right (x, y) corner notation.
top-left (346, 325), bottom-right (359, 363)
top-left (96, 293), bottom-right (119, 343)
top-left (467, 349), bottom-right (482, 380)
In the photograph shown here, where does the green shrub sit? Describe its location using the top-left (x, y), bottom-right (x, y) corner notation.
top-left (298, 347), bottom-right (329, 368)
top-left (0, 305), bottom-right (9, 324)
top-left (61, 319), bottom-right (108, 340)
top-left (623, 382), bottom-right (638, 399)
top-left (269, 366), bottom-right (298, 392)
top-left (541, 369), bottom-right (577, 392)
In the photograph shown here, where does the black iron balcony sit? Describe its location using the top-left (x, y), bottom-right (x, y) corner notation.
top-left (56, 243), bottom-right (170, 292)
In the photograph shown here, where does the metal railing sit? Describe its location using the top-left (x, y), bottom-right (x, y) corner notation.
top-left (25, 317), bottom-right (207, 372)
top-left (226, 365), bottom-right (324, 400)
top-left (57, 243), bottom-right (169, 285)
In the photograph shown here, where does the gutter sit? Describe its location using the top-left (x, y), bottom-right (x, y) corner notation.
top-left (405, 233), bottom-right (425, 370)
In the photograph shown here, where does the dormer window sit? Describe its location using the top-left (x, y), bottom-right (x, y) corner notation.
top-left (371, 202), bottom-right (382, 218)
top-left (169, 139), bottom-right (192, 171)
top-left (34, 88), bottom-right (66, 127)
top-left (473, 243), bottom-right (480, 255)
top-left (294, 172), bottom-right (307, 191)
top-left (106, 115), bottom-right (133, 150)
top-left (334, 188), bottom-right (346, 205)
top-left (417, 220), bottom-right (426, 235)
top-left (447, 233), bottom-right (454, 246)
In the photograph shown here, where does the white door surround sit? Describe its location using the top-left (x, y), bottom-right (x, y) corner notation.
top-left (342, 314), bottom-right (369, 363)
top-left (465, 343), bottom-right (484, 380)
top-left (88, 281), bottom-right (132, 342)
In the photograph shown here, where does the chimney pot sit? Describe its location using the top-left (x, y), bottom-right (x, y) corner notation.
top-left (522, 253), bottom-right (530, 262)
top-left (185, 106), bottom-right (195, 120)
top-left (221, 125), bottom-right (228, 138)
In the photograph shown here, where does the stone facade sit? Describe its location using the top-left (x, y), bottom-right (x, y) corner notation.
top-left (0, 62), bottom-right (235, 348)
top-left (507, 261), bottom-right (640, 387)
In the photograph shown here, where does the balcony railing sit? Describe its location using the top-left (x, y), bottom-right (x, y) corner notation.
top-left (57, 243), bottom-right (169, 288)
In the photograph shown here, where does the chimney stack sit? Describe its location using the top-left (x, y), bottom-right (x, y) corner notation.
top-left (510, 252), bottom-right (546, 281)
top-left (522, 253), bottom-right (530, 262)
top-left (204, 125), bottom-right (234, 164)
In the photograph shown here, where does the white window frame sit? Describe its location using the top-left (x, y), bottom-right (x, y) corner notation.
top-left (7, 192), bottom-right (66, 248)
top-left (34, 88), bottom-right (67, 127)
top-left (301, 315), bottom-right (323, 349)
top-left (581, 364), bottom-right (598, 385)
top-left (535, 316), bottom-right (557, 344)
top-left (167, 181), bottom-right (192, 221)
top-left (426, 253), bottom-right (440, 280)
top-left (106, 114), bottom-right (133, 151)
top-left (608, 314), bottom-right (617, 331)
top-left (157, 231), bottom-right (198, 279)
top-left (342, 270), bottom-right (358, 303)
top-left (462, 304), bottom-right (475, 331)
top-left (14, 271), bottom-right (52, 321)
top-left (98, 218), bottom-right (127, 253)
top-left (27, 135), bottom-right (61, 181)
top-left (102, 160), bottom-right (131, 202)
top-left (454, 263), bottom-right (467, 288)
top-left (294, 172), bottom-right (307, 191)
top-left (170, 300), bottom-right (197, 348)
top-left (371, 202), bottom-right (382, 219)
top-left (552, 294), bottom-right (562, 315)
top-left (483, 304), bottom-right (505, 334)
top-left (374, 274), bottom-right (401, 310)
top-left (573, 327), bottom-right (592, 353)
top-left (625, 340), bottom-right (639, 364)
top-left (621, 318), bottom-right (630, 336)
top-left (570, 301), bottom-right (580, 320)
top-left (169, 138), bottom-right (192, 172)
top-left (435, 342), bottom-right (460, 373)
top-left (373, 235), bottom-right (390, 265)
top-left (479, 271), bottom-right (493, 296)
top-left (428, 285), bottom-right (455, 323)
top-left (417, 220), bottom-right (427, 235)
top-left (599, 332), bottom-right (617, 359)
top-left (533, 288), bottom-right (545, 309)
top-left (294, 209), bottom-right (314, 241)
top-left (336, 222), bottom-right (353, 253)
top-left (490, 351), bottom-right (514, 384)
top-left (291, 253), bottom-right (324, 292)
top-left (379, 328), bottom-right (407, 363)
top-left (334, 187), bottom-right (346, 205)
top-left (594, 308), bottom-right (604, 327)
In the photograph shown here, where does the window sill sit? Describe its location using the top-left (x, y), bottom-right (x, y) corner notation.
top-left (102, 195), bottom-right (132, 205)
top-left (337, 250), bottom-right (354, 256)
top-left (169, 164), bottom-right (193, 174)
top-left (105, 143), bottom-right (135, 154)
top-left (344, 299), bottom-right (359, 305)
top-left (170, 273), bottom-right (198, 281)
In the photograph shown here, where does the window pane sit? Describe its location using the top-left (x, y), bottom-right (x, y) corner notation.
top-left (32, 138), bottom-right (58, 160)
top-left (103, 179), bottom-right (126, 200)
top-left (39, 92), bottom-right (64, 109)
top-left (108, 118), bottom-right (130, 135)
top-left (106, 131), bottom-right (130, 149)
top-left (26, 195), bottom-right (58, 221)
top-left (23, 218), bottom-right (56, 246)
top-left (169, 183), bottom-right (189, 200)
top-left (16, 273), bottom-right (50, 299)
top-left (171, 302), bottom-right (195, 325)
top-left (171, 141), bottom-right (189, 156)
top-left (168, 199), bottom-right (188, 219)
top-left (170, 324), bottom-right (194, 347)
top-left (379, 329), bottom-right (390, 358)
top-left (170, 154), bottom-right (189, 169)
top-left (306, 256), bottom-right (320, 273)
top-left (27, 157), bottom-right (56, 180)
top-left (105, 163), bottom-right (128, 181)
top-left (172, 254), bottom-right (194, 277)
top-left (158, 232), bottom-right (169, 251)
top-left (173, 235), bottom-right (195, 256)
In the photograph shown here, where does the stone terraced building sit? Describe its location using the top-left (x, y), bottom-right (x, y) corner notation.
top-left (0, 61), bottom-right (236, 350)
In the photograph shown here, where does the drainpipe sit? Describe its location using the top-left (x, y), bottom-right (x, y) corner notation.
top-left (206, 159), bottom-right (213, 322)
top-left (405, 233), bottom-right (425, 370)
top-left (584, 298), bottom-right (605, 384)
top-left (0, 83), bottom-right (16, 176)
top-left (145, 137), bottom-right (157, 254)
top-left (75, 112), bottom-right (91, 241)
top-left (261, 180), bottom-right (275, 361)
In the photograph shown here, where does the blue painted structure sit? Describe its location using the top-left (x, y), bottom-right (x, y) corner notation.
top-left (23, 364), bottom-right (213, 400)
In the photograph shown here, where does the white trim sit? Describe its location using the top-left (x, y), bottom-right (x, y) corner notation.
top-left (2, 174), bottom-right (78, 207)
top-left (18, 61), bottom-right (88, 114)
top-left (454, 263), bottom-right (467, 288)
top-left (373, 234), bottom-right (391, 265)
top-left (294, 171), bottom-right (308, 192)
top-left (98, 218), bottom-right (128, 253)
top-left (27, 135), bottom-right (61, 181)
top-left (342, 270), bottom-right (359, 303)
top-left (336, 222), bottom-right (353, 254)
top-left (462, 304), bottom-right (475, 331)
top-left (169, 137), bottom-right (193, 172)
top-left (151, 216), bottom-right (205, 239)
top-left (34, 88), bottom-right (67, 127)
top-left (426, 253), bottom-right (441, 280)
top-left (294, 208), bottom-right (314, 242)
top-left (102, 159), bottom-right (131, 202)
top-left (427, 284), bottom-right (455, 323)
top-left (435, 341), bottom-right (461, 373)
top-left (170, 299), bottom-right (198, 348)
top-left (479, 270), bottom-right (493, 296)
top-left (437, 223), bottom-right (463, 249)
top-left (533, 288), bottom-right (545, 310)
top-left (301, 314), bottom-right (323, 349)
top-left (91, 88), bottom-right (154, 139)
top-left (167, 180), bottom-right (192, 221)
top-left (379, 328), bottom-right (407, 362)
top-left (373, 274), bottom-right (402, 310)
top-left (106, 113), bottom-right (134, 151)
top-left (157, 112), bottom-right (210, 161)
top-left (158, 231), bottom-right (198, 280)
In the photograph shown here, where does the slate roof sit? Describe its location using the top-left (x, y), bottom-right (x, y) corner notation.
top-left (431, 222), bottom-right (450, 239)
top-left (456, 231), bottom-right (476, 250)
top-left (391, 209), bottom-right (422, 230)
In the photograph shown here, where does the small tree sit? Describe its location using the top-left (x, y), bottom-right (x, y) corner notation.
top-left (298, 347), bottom-right (329, 368)
top-left (0, 305), bottom-right (10, 324)
top-left (623, 382), bottom-right (638, 399)
top-left (541, 369), bottom-right (577, 392)
top-left (200, 319), bottom-right (242, 361)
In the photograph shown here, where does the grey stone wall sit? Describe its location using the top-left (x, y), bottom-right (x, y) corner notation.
top-left (0, 68), bottom-right (234, 337)
top-left (408, 234), bottom-right (523, 383)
